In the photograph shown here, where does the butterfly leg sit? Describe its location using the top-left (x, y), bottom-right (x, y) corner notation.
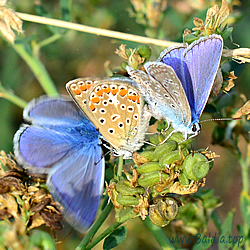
top-left (163, 121), bottom-right (171, 132)
top-left (158, 129), bottom-right (176, 145)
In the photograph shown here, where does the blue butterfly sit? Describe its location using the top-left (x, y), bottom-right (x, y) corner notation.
top-left (14, 96), bottom-right (104, 233)
top-left (127, 35), bottom-right (223, 139)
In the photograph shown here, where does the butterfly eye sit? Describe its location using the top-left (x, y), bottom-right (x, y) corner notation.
top-left (191, 123), bottom-right (201, 133)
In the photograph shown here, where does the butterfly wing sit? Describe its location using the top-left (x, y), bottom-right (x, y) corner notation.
top-left (158, 35), bottom-right (223, 122)
top-left (183, 35), bottom-right (223, 119)
top-left (48, 144), bottom-right (104, 233)
top-left (66, 78), bottom-right (151, 158)
top-left (14, 97), bottom-right (104, 232)
top-left (23, 96), bottom-right (86, 127)
top-left (158, 45), bottom-right (195, 114)
top-left (127, 63), bottom-right (192, 128)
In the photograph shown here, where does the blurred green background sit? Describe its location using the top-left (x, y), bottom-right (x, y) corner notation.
top-left (0, 0), bottom-right (249, 249)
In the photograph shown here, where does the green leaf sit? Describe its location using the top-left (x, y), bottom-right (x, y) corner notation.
top-left (218, 210), bottom-right (235, 250)
top-left (192, 236), bottom-right (212, 250)
top-left (103, 226), bottom-right (127, 250)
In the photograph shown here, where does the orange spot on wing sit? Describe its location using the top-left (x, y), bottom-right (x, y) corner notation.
top-left (137, 96), bottom-right (140, 104)
top-left (111, 88), bottom-right (118, 95)
top-left (119, 89), bottom-right (128, 97)
top-left (72, 88), bottom-right (81, 95)
top-left (79, 84), bottom-right (87, 91)
top-left (89, 102), bottom-right (96, 111)
top-left (128, 95), bottom-right (137, 102)
top-left (103, 86), bottom-right (111, 94)
top-left (96, 89), bottom-right (104, 96)
top-left (91, 97), bottom-right (100, 103)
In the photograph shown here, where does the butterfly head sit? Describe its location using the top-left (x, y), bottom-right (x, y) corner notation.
top-left (189, 121), bottom-right (201, 138)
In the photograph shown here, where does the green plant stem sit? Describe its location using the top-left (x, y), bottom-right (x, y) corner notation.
top-left (13, 43), bottom-right (58, 96)
top-left (143, 217), bottom-right (175, 249)
top-left (39, 33), bottom-right (62, 48)
top-left (76, 202), bottom-right (113, 250)
top-left (85, 222), bottom-right (123, 250)
top-left (33, 34), bottom-right (62, 57)
top-left (239, 153), bottom-right (249, 195)
top-left (117, 155), bottom-right (124, 178)
top-left (0, 85), bottom-right (27, 108)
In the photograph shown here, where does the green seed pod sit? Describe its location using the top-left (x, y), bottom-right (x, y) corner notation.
top-left (120, 61), bottom-right (128, 71)
top-left (179, 172), bottom-right (189, 185)
top-left (136, 162), bottom-right (162, 175)
top-left (136, 45), bottom-right (151, 62)
top-left (159, 150), bottom-right (182, 168)
top-left (149, 133), bottom-right (164, 145)
top-left (139, 151), bottom-right (155, 161)
top-left (149, 196), bottom-right (179, 227)
top-left (116, 193), bottom-right (140, 206)
top-left (116, 179), bottom-right (145, 195)
top-left (168, 132), bottom-right (183, 143)
top-left (179, 137), bottom-right (194, 149)
top-left (153, 140), bottom-right (177, 161)
top-left (138, 171), bottom-right (169, 187)
top-left (183, 153), bottom-right (209, 181)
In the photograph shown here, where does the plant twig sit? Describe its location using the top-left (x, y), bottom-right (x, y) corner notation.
top-left (76, 202), bottom-right (113, 250)
top-left (13, 43), bottom-right (58, 96)
top-left (0, 85), bottom-right (27, 108)
top-left (85, 222), bottom-right (123, 250)
top-left (16, 12), bottom-right (177, 47)
top-left (117, 155), bottom-right (124, 178)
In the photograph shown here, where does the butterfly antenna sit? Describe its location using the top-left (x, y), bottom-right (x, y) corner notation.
top-left (95, 151), bottom-right (110, 165)
top-left (200, 117), bottom-right (241, 123)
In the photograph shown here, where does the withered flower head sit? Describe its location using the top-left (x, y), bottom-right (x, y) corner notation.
top-left (0, 151), bottom-right (63, 235)
top-left (0, 1), bottom-right (23, 44)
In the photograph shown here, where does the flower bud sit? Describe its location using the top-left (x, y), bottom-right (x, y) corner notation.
top-left (136, 45), bottom-right (151, 63)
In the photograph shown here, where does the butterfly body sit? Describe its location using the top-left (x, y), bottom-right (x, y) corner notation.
top-left (127, 35), bottom-right (223, 139)
top-left (66, 78), bottom-right (151, 158)
top-left (14, 96), bottom-right (104, 233)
